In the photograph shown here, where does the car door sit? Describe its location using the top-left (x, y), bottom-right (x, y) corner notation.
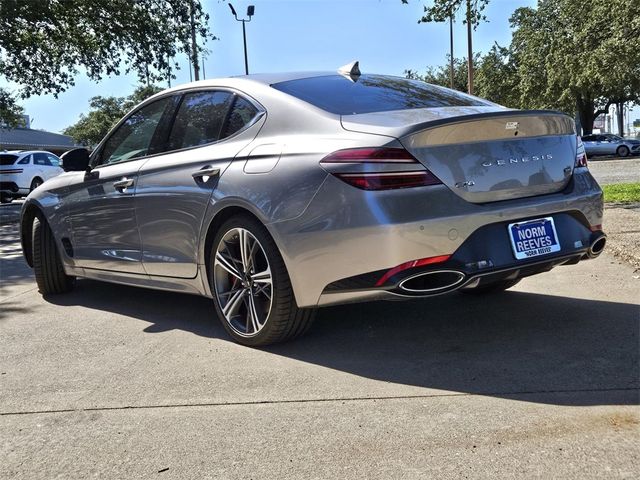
top-left (136, 90), bottom-right (264, 278)
top-left (65, 96), bottom-right (178, 273)
top-left (44, 153), bottom-right (64, 180)
top-left (31, 153), bottom-right (49, 185)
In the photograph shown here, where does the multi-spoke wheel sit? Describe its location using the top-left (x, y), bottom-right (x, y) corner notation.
top-left (210, 215), bottom-right (315, 346)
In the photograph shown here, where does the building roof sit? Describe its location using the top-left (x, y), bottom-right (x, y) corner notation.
top-left (0, 127), bottom-right (78, 151)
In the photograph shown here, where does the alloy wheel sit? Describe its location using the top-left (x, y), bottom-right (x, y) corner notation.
top-left (213, 227), bottom-right (273, 337)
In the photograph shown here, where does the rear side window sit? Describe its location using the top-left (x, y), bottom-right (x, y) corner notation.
top-left (168, 91), bottom-right (234, 151)
top-left (0, 154), bottom-right (19, 166)
top-left (18, 155), bottom-right (31, 164)
top-left (272, 74), bottom-right (490, 115)
top-left (221, 96), bottom-right (259, 139)
top-left (34, 152), bottom-right (49, 165)
top-left (46, 154), bottom-right (61, 167)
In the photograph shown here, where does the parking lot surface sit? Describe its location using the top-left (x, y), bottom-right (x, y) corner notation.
top-left (1, 215), bottom-right (639, 478)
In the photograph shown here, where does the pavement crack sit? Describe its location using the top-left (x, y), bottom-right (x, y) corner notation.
top-left (1, 386), bottom-right (637, 417)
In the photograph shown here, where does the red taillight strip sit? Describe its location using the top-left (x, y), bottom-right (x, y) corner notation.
top-left (321, 147), bottom-right (418, 163)
top-left (335, 171), bottom-right (441, 190)
top-left (589, 224), bottom-right (602, 232)
top-left (575, 137), bottom-right (588, 167)
top-left (375, 255), bottom-right (452, 287)
top-left (0, 169), bottom-right (23, 174)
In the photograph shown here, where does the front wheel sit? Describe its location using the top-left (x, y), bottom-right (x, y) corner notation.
top-left (32, 216), bottom-right (75, 294)
top-left (459, 278), bottom-right (521, 295)
top-left (210, 215), bottom-right (315, 346)
top-left (616, 145), bottom-right (630, 158)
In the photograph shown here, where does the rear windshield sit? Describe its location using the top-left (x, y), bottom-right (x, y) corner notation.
top-left (0, 154), bottom-right (19, 166)
top-left (271, 74), bottom-right (490, 115)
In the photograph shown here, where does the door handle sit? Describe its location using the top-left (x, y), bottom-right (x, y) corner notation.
top-left (113, 178), bottom-right (134, 191)
top-left (192, 166), bottom-right (220, 180)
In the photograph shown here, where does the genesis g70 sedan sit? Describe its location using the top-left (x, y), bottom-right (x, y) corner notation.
top-left (20, 64), bottom-right (606, 346)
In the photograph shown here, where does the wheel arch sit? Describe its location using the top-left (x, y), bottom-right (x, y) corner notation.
top-left (20, 202), bottom-right (44, 267)
top-left (200, 203), bottom-right (294, 299)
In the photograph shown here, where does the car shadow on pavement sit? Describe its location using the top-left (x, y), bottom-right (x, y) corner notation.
top-left (44, 278), bottom-right (640, 407)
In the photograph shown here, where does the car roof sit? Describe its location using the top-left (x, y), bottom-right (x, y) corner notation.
top-left (0, 150), bottom-right (57, 156)
top-left (155, 71), bottom-right (377, 98)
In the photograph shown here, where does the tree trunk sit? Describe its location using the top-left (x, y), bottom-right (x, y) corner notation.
top-left (616, 102), bottom-right (624, 136)
top-left (577, 96), bottom-right (595, 135)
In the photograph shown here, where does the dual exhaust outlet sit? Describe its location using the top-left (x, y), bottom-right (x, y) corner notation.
top-left (395, 234), bottom-right (607, 294)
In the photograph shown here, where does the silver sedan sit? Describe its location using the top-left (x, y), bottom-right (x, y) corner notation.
top-left (20, 66), bottom-right (606, 346)
top-left (581, 133), bottom-right (640, 157)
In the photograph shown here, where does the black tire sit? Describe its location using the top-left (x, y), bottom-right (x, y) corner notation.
top-left (460, 278), bottom-right (521, 295)
top-left (30, 177), bottom-right (43, 191)
top-left (0, 194), bottom-right (12, 204)
top-left (32, 216), bottom-right (75, 294)
top-left (616, 145), bottom-right (630, 158)
top-left (210, 215), bottom-right (315, 346)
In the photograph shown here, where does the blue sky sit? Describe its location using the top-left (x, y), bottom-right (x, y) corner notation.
top-left (3, 0), bottom-right (537, 133)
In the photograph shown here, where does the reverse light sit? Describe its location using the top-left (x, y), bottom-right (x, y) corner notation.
top-left (575, 137), bottom-right (588, 167)
top-left (321, 147), bottom-right (443, 191)
top-left (375, 255), bottom-right (452, 287)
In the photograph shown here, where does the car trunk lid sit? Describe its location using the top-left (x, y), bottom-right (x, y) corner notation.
top-left (343, 109), bottom-right (577, 203)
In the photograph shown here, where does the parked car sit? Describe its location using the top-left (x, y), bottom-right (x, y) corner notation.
top-left (581, 133), bottom-right (640, 157)
top-left (0, 150), bottom-right (64, 203)
top-left (20, 66), bottom-right (606, 346)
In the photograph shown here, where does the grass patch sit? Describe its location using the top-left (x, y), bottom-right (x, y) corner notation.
top-left (603, 183), bottom-right (640, 203)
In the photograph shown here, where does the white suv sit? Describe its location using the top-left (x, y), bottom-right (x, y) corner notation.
top-left (0, 150), bottom-right (64, 203)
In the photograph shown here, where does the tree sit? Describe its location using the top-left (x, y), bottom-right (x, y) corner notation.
top-left (405, 53), bottom-right (480, 93)
top-left (63, 85), bottom-right (163, 146)
top-left (474, 44), bottom-right (520, 108)
top-left (0, 88), bottom-right (25, 128)
top-left (417, 0), bottom-right (490, 94)
top-left (0, 0), bottom-right (212, 98)
top-left (510, 0), bottom-right (640, 135)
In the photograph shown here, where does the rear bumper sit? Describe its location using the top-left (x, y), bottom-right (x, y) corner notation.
top-left (318, 223), bottom-right (605, 306)
top-left (271, 169), bottom-right (604, 308)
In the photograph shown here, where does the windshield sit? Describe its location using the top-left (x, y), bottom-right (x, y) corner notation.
top-left (272, 74), bottom-right (491, 115)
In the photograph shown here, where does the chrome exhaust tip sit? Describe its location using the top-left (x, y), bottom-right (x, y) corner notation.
top-left (398, 270), bottom-right (465, 293)
top-left (587, 234), bottom-right (606, 259)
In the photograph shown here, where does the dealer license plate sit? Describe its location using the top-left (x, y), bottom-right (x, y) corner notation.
top-left (508, 217), bottom-right (560, 260)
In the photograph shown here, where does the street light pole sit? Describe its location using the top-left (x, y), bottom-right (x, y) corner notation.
top-left (229, 4), bottom-right (255, 75)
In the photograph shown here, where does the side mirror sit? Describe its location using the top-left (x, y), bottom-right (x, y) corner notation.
top-left (61, 148), bottom-right (91, 172)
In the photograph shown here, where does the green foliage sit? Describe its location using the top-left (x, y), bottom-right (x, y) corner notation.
top-left (405, 53), bottom-right (480, 93)
top-left (407, 0), bottom-right (640, 134)
top-left (602, 183), bottom-right (640, 203)
top-left (474, 44), bottom-right (520, 108)
top-left (0, 0), bottom-right (212, 98)
top-left (0, 88), bottom-right (25, 128)
top-left (419, 0), bottom-right (490, 27)
top-left (63, 85), bottom-right (163, 146)
top-left (510, 0), bottom-right (640, 134)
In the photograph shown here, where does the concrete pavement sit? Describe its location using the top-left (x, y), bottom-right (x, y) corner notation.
top-left (588, 157), bottom-right (640, 185)
top-left (1, 217), bottom-right (639, 478)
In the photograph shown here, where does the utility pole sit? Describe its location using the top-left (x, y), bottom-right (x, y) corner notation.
top-left (190, 0), bottom-right (200, 81)
top-left (466, 0), bottom-right (473, 95)
top-left (449, 9), bottom-right (454, 90)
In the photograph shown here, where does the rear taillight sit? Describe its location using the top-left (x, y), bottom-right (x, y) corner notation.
top-left (320, 147), bottom-right (442, 191)
top-left (321, 147), bottom-right (417, 163)
top-left (575, 137), bottom-right (588, 167)
top-left (0, 169), bottom-right (23, 174)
